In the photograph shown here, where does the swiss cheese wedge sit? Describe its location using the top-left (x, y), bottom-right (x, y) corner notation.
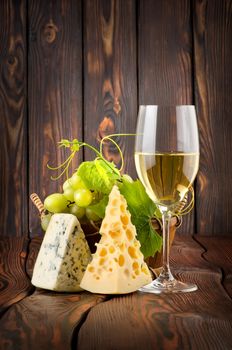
top-left (80, 185), bottom-right (152, 294)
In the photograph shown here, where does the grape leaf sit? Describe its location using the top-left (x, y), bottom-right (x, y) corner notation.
top-left (88, 195), bottom-right (109, 219)
top-left (77, 159), bottom-right (120, 194)
top-left (119, 178), bottom-right (162, 258)
top-left (119, 179), bottom-right (156, 217)
top-left (78, 159), bottom-right (162, 257)
top-left (136, 221), bottom-right (162, 258)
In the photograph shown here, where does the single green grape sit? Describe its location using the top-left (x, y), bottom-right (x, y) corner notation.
top-left (69, 204), bottom-right (85, 219)
top-left (44, 193), bottom-right (68, 213)
top-left (74, 188), bottom-right (93, 207)
top-left (86, 208), bottom-right (101, 221)
top-left (63, 178), bottom-right (73, 191)
top-left (70, 173), bottom-right (86, 190)
top-left (41, 213), bottom-right (52, 231)
top-left (63, 187), bottom-right (74, 201)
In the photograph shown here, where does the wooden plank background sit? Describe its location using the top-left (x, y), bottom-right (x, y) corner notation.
top-left (0, 0), bottom-right (28, 236)
top-left (0, 0), bottom-right (232, 237)
top-left (28, 0), bottom-right (83, 235)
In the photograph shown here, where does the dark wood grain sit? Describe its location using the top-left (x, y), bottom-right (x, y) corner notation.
top-left (77, 235), bottom-right (232, 350)
top-left (138, 0), bottom-right (194, 235)
top-left (138, 0), bottom-right (193, 105)
top-left (170, 234), bottom-right (215, 271)
top-left (26, 237), bottom-right (42, 279)
top-left (0, 0), bottom-right (28, 237)
top-left (83, 0), bottom-right (137, 178)
top-left (193, 0), bottom-right (232, 233)
top-left (0, 290), bottom-right (107, 350)
top-left (0, 237), bottom-right (34, 317)
top-left (28, 0), bottom-right (83, 236)
top-left (195, 236), bottom-right (232, 298)
top-left (1, 235), bottom-right (232, 349)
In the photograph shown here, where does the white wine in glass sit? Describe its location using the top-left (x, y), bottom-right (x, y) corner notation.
top-left (134, 105), bottom-right (199, 293)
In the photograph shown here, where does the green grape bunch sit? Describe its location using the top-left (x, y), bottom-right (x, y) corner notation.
top-left (42, 136), bottom-right (123, 230)
top-left (43, 172), bottom-right (101, 228)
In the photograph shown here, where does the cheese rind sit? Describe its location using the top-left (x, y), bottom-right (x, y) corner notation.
top-left (31, 213), bottom-right (91, 292)
top-left (80, 186), bottom-right (152, 294)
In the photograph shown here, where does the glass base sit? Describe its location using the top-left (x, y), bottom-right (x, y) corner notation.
top-left (138, 278), bottom-right (198, 294)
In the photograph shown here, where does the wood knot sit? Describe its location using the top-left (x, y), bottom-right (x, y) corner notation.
top-left (43, 20), bottom-right (58, 43)
top-left (113, 97), bottom-right (121, 115)
top-left (8, 55), bottom-right (16, 65)
top-left (97, 117), bottom-right (121, 166)
top-left (97, 117), bottom-right (115, 141)
top-left (20, 251), bottom-right (27, 258)
top-left (7, 55), bottom-right (18, 74)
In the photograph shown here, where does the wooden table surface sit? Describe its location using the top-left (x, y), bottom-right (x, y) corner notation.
top-left (0, 234), bottom-right (232, 350)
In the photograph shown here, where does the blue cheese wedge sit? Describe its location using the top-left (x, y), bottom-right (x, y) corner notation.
top-left (80, 185), bottom-right (152, 294)
top-left (31, 213), bottom-right (92, 292)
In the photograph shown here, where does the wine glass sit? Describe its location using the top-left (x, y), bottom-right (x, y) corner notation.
top-left (134, 105), bottom-right (199, 293)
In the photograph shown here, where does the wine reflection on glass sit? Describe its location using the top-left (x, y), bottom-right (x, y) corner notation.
top-left (134, 105), bottom-right (199, 294)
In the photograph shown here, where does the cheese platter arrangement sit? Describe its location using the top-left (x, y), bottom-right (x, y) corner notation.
top-left (31, 137), bottom-right (190, 294)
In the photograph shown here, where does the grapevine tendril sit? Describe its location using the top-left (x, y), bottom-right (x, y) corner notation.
top-left (175, 187), bottom-right (195, 216)
top-left (49, 151), bottom-right (76, 180)
top-left (101, 136), bottom-right (124, 171)
top-left (100, 133), bottom-right (136, 172)
top-left (47, 134), bottom-right (136, 180)
top-left (47, 152), bottom-right (75, 171)
top-left (169, 186), bottom-right (195, 228)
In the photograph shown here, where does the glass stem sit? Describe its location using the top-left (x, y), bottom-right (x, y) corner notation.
top-left (159, 211), bottom-right (174, 281)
